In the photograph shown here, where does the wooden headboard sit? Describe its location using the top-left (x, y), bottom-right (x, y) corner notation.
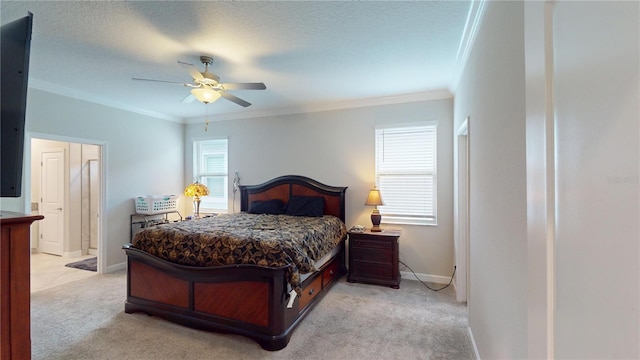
top-left (239, 175), bottom-right (347, 222)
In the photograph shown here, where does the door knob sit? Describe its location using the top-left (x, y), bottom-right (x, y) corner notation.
top-left (55, 207), bottom-right (63, 211)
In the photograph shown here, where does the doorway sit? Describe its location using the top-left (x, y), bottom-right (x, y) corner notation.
top-left (28, 135), bottom-right (104, 276)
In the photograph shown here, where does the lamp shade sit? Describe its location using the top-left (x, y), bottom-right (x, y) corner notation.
top-left (191, 87), bottom-right (221, 104)
top-left (184, 182), bottom-right (210, 198)
top-left (364, 188), bottom-right (384, 206)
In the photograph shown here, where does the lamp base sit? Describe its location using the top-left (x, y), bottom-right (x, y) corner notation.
top-left (370, 213), bottom-right (382, 232)
top-left (194, 199), bottom-right (201, 218)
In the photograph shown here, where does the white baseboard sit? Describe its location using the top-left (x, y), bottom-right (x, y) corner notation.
top-left (105, 261), bottom-right (126, 273)
top-left (400, 270), bottom-right (452, 285)
top-left (468, 326), bottom-right (481, 360)
top-left (63, 250), bottom-right (82, 258)
top-left (88, 248), bottom-right (98, 255)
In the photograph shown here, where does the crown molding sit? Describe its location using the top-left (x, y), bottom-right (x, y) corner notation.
top-left (29, 80), bottom-right (452, 125)
top-left (450, 0), bottom-right (487, 92)
top-left (29, 79), bottom-right (183, 123)
top-left (184, 89), bottom-right (453, 124)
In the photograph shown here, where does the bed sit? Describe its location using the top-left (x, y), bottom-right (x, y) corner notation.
top-left (122, 175), bottom-right (348, 350)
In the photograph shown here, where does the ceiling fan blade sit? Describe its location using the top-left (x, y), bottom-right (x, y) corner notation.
top-left (221, 82), bottom-right (266, 90)
top-left (220, 92), bottom-right (252, 107)
top-left (132, 77), bottom-right (188, 85)
top-left (181, 93), bottom-right (196, 103)
top-left (178, 61), bottom-right (204, 81)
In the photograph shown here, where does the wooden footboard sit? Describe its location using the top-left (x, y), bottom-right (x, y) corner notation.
top-left (125, 175), bottom-right (348, 350)
top-left (123, 241), bottom-right (346, 351)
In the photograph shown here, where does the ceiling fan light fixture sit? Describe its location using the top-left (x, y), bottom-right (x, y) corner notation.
top-left (191, 87), bottom-right (221, 104)
top-left (134, 55), bottom-right (264, 107)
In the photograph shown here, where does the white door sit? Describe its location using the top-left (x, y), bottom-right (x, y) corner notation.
top-left (40, 149), bottom-right (65, 256)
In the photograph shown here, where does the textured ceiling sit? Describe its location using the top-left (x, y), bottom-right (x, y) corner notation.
top-left (1, 1), bottom-right (472, 123)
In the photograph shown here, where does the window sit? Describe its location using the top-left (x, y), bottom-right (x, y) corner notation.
top-left (375, 124), bottom-right (437, 226)
top-left (193, 139), bottom-right (228, 213)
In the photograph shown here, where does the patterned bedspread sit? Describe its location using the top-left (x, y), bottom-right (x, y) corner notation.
top-left (132, 212), bottom-right (347, 294)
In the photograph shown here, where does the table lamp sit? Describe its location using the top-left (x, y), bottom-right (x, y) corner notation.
top-left (184, 181), bottom-right (209, 218)
top-left (364, 187), bottom-right (384, 232)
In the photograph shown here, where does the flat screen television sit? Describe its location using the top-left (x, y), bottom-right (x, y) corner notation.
top-left (1, 12), bottom-right (33, 197)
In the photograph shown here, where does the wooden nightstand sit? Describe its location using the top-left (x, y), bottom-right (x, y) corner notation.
top-left (347, 229), bottom-right (401, 289)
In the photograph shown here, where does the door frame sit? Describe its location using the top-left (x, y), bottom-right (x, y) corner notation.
top-left (454, 117), bottom-right (470, 303)
top-left (25, 132), bottom-right (107, 274)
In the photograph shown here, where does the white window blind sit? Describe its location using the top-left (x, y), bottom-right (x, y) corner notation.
top-left (193, 139), bottom-right (228, 213)
top-left (375, 124), bottom-right (437, 226)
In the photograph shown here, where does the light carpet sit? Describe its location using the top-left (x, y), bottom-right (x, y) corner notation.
top-left (31, 270), bottom-right (475, 360)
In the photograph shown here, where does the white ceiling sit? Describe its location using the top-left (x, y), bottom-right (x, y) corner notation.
top-left (1, 1), bottom-right (472, 123)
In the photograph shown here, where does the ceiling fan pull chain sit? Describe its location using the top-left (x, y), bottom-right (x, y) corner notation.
top-left (204, 103), bottom-right (210, 132)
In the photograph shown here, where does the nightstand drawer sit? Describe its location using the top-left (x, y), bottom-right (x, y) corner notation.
top-left (347, 229), bottom-right (401, 289)
top-left (351, 248), bottom-right (393, 264)
top-left (351, 238), bottom-right (393, 250)
top-left (350, 262), bottom-right (393, 279)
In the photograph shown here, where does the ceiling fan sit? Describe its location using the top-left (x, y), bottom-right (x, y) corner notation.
top-left (132, 55), bottom-right (266, 107)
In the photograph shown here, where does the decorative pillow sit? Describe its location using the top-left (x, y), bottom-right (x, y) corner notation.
top-left (285, 196), bottom-right (325, 217)
top-left (248, 199), bottom-right (285, 215)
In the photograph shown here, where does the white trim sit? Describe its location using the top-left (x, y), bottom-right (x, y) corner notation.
top-left (451, 0), bottom-right (487, 92)
top-left (382, 217), bottom-right (436, 227)
top-left (63, 250), bottom-right (82, 258)
top-left (27, 132), bottom-right (104, 147)
top-left (454, 116), bottom-right (470, 303)
top-left (458, 117), bottom-right (469, 136)
top-left (26, 132), bottom-right (108, 275)
top-left (98, 142), bottom-right (107, 275)
top-left (543, 2), bottom-right (557, 358)
top-left (524, 1), bottom-right (557, 357)
top-left (468, 326), bottom-right (481, 360)
top-left (30, 80), bottom-right (182, 123)
top-left (400, 271), bottom-right (452, 285)
top-left (375, 124), bottom-right (438, 226)
top-left (106, 261), bottom-right (126, 273)
top-left (32, 79), bottom-right (452, 125)
top-left (375, 119), bottom-right (439, 130)
top-left (184, 89), bottom-right (453, 124)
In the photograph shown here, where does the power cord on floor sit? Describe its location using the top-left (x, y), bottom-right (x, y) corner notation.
top-left (399, 260), bottom-right (456, 291)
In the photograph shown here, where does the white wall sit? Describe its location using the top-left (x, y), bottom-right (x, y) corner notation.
top-left (457, 1), bottom-right (639, 358)
top-left (552, 2), bottom-right (639, 358)
top-left (23, 88), bottom-right (184, 270)
top-left (3, 85), bottom-right (452, 277)
top-left (524, 2), bottom-right (553, 357)
top-left (453, 1), bottom-right (528, 358)
top-left (184, 98), bottom-right (455, 279)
